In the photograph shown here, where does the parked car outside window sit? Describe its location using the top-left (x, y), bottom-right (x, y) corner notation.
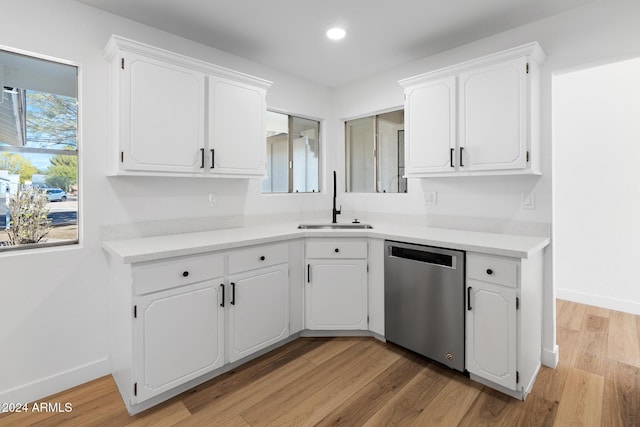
top-left (42, 188), bottom-right (67, 202)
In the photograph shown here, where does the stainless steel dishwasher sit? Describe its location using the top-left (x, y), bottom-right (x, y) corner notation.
top-left (384, 240), bottom-right (465, 372)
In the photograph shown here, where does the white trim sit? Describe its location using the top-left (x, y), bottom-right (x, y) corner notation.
top-left (556, 288), bottom-right (640, 316)
top-left (340, 105), bottom-right (404, 123)
top-left (399, 41), bottom-right (545, 88)
top-left (0, 357), bottom-right (109, 404)
top-left (542, 344), bottom-right (559, 368)
top-left (104, 35), bottom-right (272, 90)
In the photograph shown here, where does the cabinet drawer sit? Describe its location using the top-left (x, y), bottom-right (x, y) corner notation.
top-left (306, 239), bottom-right (368, 259)
top-left (133, 253), bottom-right (224, 295)
top-left (228, 243), bottom-right (288, 274)
top-left (467, 253), bottom-right (518, 288)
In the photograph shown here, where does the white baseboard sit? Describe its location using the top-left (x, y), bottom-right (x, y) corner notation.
top-left (542, 344), bottom-right (559, 368)
top-left (0, 357), bottom-right (110, 404)
top-left (556, 288), bottom-right (640, 315)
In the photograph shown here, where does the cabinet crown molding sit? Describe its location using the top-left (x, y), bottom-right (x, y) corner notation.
top-left (104, 34), bottom-right (272, 89)
top-left (398, 42), bottom-right (545, 88)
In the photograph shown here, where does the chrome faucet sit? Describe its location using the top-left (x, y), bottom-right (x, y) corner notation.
top-left (332, 170), bottom-right (341, 223)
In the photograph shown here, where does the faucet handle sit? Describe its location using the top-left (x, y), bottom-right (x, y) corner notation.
top-left (337, 205), bottom-right (342, 214)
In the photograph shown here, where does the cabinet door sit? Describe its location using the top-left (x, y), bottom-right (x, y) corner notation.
top-left (306, 260), bottom-right (368, 330)
top-left (404, 76), bottom-right (456, 174)
top-left (133, 280), bottom-right (224, 402)
top-left (120, 53), bottom-right (205, 173)
top-left (466, 281), bottom-right (517, 390)
top-left (227, 264), bottom-right (289, 363)
top-left (459, 57), bottom-right (527, 171)
top-left (208, 76), bottom-right (266, 177)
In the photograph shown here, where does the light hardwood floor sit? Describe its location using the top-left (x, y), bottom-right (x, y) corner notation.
top-left (1, 299), bottom-right (639, 426)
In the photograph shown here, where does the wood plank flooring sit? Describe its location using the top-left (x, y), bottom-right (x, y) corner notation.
top-left (2, 299), bottom-right (639, 426)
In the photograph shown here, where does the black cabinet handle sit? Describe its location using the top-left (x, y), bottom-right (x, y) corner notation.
top-left (182, 271), bottom-right (189, 277)
top-left (460, 147), bottom-right (464, 167)
top-left (230, 282), bottom-right (235, 305)
top-left (307, 264), bottom-right (311, 283)
top-left (467, 287), bottom-right (472, 311)
top-left (486, 269), bottom-right (493, 275)
top-left (450, 148), bottom-right (454, 168)
top-left (334, 248), bottom-right (339, 253)
top-left (220, 284), bottom-right (225, 308)
top-left (210, 149), bottom-right (215, 169)
top-left (200, 148), bottom-right (205, 168)
top-left (260, 256), bottom-right (265, 261)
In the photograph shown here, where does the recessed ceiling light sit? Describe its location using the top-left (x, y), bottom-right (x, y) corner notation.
top-left (326, 27), bottom-right (346, 41)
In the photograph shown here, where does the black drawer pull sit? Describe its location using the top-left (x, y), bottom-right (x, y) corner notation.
top-left (334, 248), bottom-right (339, 253)
top-left (200, 148), bottom-right (205, 168)
top-left (230, 282), bottom-right (236, 305)
top-left (182, 271), bottom-right (189, 277)
top-left (260, 256), bottom-right (265, 261)
top-left (450, 148), bottom-right (454, 168)
top-left (220, 284), bottom-right (225, 308)
top-left (486, 269), bottom-right (493, 275)
top-left (467, 287), bottom-right (472, 310)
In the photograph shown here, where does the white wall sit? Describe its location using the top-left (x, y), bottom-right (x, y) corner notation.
top-left (554, 57), bottom-right (640, 314)
top-left (0, 0), bottom-right (331, 404)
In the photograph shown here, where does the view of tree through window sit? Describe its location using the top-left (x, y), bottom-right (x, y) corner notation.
top-left (1, 49), bottom-right (78, 250)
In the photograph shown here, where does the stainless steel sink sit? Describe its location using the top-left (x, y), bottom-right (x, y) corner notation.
top-left (297, 223), bottom-right (373, 230)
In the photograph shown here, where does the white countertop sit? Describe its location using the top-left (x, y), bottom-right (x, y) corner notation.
top-left (102, 221), bottom-right (550, 264)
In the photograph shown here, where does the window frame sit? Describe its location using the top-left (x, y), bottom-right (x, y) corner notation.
top-left (0, 45), bottom-right (81, 253)
top-left (263, 109), bottom-right (322, 194)
top-left (344, 108), bottom-right (407, 194)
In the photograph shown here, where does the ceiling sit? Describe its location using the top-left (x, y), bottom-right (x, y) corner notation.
top-left (74, 0), bottom-right (595, 87)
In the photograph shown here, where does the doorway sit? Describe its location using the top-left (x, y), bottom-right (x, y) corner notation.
top-left (553, 57), bottom-right (640, 314)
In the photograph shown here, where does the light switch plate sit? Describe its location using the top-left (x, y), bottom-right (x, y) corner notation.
top-left (424, 191), bottom-right (437, 205)
top-left (521, 191), bottom-right (535, 209)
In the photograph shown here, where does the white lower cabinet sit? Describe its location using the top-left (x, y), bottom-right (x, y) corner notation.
top-left (227, 259), bottom-right (289, 362)
top-left (107, 234), bottom-right (544, 415)
top-left (305, 239), bottom-right (368, 330)
top-left (466, 282), bottom-right (517, 390)
top-left (133, 280), bottom-right (225, 402)
top-left (110, 244), bottom-right (290, 413)
top-left (465, 252), bottom-right (543, 399)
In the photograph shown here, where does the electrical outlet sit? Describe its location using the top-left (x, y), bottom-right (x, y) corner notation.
top-left (424, 191), bottom-right (437, 205)
top-left (521, 191), bottom-right (535, 209)
top-left (208, 192), bottom-right (218, 207)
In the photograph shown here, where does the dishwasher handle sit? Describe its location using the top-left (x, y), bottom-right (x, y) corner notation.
top-left (390, 245), bottom-right (456, 268)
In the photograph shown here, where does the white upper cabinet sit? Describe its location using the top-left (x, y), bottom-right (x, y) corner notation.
top-left (404, 76), bottom-right (456, 174)
top-left (399, 42), bottom-right (545, 177)
top-left (459, 58), bottom-right (527, 172)
top-left (208, 77), bottom-right (267, 176)
top-left (119, 52), bottom-right (206, 173)
top-left (104, 35), bottom-right (271, 178)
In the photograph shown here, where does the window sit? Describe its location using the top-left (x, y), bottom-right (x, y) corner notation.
top-left (0, 48), bottom-right (78, 251)
top-left (345, 110), bottom-right (407, 193)
top-left (263, 111), bottom-right (320, 193)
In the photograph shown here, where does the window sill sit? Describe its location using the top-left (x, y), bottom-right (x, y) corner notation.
top-left (0, 239), bottom-right (80, 256)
